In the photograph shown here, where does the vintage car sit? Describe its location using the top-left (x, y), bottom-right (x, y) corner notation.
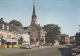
top-left (20, 44), bottom-right (33, 49)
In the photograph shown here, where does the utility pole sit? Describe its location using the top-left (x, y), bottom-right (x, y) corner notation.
top-left (79, 25), bottom-right (80, 32)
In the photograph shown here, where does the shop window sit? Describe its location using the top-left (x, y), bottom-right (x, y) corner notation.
top-left (7, 42), bottom-right (11, 45)
top-left (12, 42), bottom-right (16, 45)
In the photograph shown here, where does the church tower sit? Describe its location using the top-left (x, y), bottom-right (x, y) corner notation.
top-left (26, 2), bottom-right (45, 45)
top-left (31, 2), bottom-right (37, 24)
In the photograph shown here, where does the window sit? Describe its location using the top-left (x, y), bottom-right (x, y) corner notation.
top-left (7, 26), bottom-right (9, 30)
top-left (2, 24), bottom-right (5, 29)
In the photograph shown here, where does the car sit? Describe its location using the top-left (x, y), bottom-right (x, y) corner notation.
top-left (71, 46), bottom-right (80, 55)
top-left (71, 47), bottom-right (77, 55)
top-left (75, 46), bottom-right (80, 54)
top-left (69, 45), bottom-right (76, 50)
top-left (20, 44), bottom-right (33, 49)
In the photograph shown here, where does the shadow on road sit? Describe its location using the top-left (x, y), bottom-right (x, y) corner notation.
top-left (58, 48), bottom-right (72, 56)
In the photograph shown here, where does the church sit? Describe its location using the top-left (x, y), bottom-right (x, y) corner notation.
top-left (23, 3), bottom-right (45, 45)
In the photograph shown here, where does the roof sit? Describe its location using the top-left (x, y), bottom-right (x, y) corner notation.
top-left (23, 27), bottom-right (28, 30)
top-left (70, 36), bottom-right (75, 39)
top-left (16, 26), bottom-right (27, 34)
top-left (10, 24), bottom-right (27, 34)
top-left (0, 18), bottom-right (10, 25)
top-left (0, 18), bottom-right (27, 34)
top-left (0, 18), bottom-right (14, 31)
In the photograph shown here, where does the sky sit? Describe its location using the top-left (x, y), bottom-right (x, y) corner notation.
top-left (0, 0), bottom-right (80, 36)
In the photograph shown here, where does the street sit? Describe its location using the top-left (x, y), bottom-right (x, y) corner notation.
top-left (0, 45), bottom-right (72, 56)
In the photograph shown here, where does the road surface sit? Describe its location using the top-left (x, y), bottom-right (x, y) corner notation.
top-left (0, 45), bottom-right (72, 56)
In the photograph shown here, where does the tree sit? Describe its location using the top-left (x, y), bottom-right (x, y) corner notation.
top-left (43, 24), bottom-right (61, 45)
top-left (9, 20), bottom-right (23, 28)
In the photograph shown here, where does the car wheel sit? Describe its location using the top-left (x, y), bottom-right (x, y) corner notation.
top-left (29, 47), bottom-right (32, 49)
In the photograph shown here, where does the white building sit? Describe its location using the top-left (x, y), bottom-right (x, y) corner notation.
top-left (22, 33), bottom-right (30, 44)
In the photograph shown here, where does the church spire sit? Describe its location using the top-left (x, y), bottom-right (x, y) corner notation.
top-left (31, 2), bottom-right (37, 24)
top-left (32, 2), bottom-right (36, 18)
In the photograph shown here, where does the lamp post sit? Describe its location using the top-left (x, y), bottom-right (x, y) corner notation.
top-left (79, 25), bottom-right (80, 32)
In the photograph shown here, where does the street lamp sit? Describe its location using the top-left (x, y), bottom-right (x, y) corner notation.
top-left (79, 25), bottom-right (80, 32)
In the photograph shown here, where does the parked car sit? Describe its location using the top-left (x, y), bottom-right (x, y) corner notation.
top-left (20, 44), bottom-right (33, 49)
top-left (76, 46), bottom-right (80, 54)
top-left (69, 45), bottom-right (76, 50)
top-left (71, 46), bottom-right (80, 55)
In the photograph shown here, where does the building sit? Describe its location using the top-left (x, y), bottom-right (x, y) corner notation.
top-left (23, 3), bottom-right (45, 45)
top-left (9, 23), bottom-right (30, 45)
top-left (16, 26), bottom-right (30, 45)
top-left (75, 32), bottom-right (80, 46)
top-left (0, 18), bottom-right (18, 48)
top-left (59, 34), bottom-right (70, 45)
top-left (69, 36), bottom-right (76, 45)
top-left (0, 18), bottom-right (30, 48)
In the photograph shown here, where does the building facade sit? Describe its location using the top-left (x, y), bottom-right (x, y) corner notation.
top-left (69, 36), bottom-right (76, 45)
top-left (0, 18), bottom-right (18, 48)
top-left (10, 23), bottom-right (30, 45)
top-left (0, 18), bottom-right (30, 48)
top-left (75, 32), bottom-right (80, 46)
top-left (23, 3), bottom-right (45, 45)
top-left (59, 34), bottom-right (70, 45)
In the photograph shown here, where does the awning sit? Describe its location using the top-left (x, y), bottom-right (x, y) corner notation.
top-left (0, 40), bottom-right (6, 42)
top-left (1, 38), bottom-right (16, 42)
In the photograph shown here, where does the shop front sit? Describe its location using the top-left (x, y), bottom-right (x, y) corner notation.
top-left (0, 38), bottom-right (18, 48)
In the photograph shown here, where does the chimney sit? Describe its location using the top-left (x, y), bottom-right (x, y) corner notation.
top-left (1, 18), bottom-right (3, 21)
